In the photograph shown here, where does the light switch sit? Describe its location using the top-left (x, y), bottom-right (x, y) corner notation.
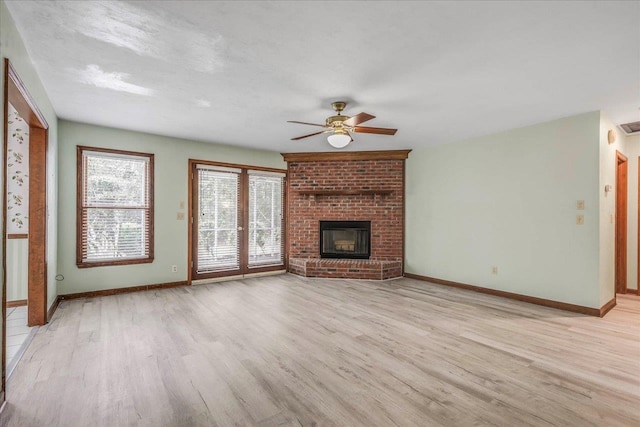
top-left (576, 214), bottom-right (584, 225)
top-left (576, 200), bottom-right (585, 210)
top-left (177, 212), bottom-right (185, 220)
top-left (179, 201), bottom-right (185, 209)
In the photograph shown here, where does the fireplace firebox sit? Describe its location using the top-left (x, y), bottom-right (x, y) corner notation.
top-left (320, 221), bottom-right (371, 259)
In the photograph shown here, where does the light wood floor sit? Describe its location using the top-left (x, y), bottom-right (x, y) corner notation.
top-left (1, 274), bottom-right (639, 426)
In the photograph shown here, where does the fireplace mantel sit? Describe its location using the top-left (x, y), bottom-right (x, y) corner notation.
top-left (281, 149), bottom-right (411, 162)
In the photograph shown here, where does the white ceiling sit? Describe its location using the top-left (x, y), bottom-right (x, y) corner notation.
top-left (5, 1), bottom-right (640, 152)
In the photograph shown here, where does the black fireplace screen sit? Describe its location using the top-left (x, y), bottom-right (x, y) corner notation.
top-left (320, 221), bottom-right (371, 259)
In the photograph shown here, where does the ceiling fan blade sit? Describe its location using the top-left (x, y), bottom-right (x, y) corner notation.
top-left (352, 126), bottom-right (397, 135)
top-left (291, 129), bottom-right (332, 141)
top-left (287, 120), bottom-right (328, 128)
top-left (343, 112), bottom-right (375, 127)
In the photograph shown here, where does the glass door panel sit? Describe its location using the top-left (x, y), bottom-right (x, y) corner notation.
top-left (247, 172), bottom-right (284, 268)
top-left (195, 166), bottom-right (241, 276)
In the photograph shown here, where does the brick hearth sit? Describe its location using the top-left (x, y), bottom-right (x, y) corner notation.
top-left (282, 150), bottom-right (410, 280)
top-left (289, 258), bottom-right (403, 280)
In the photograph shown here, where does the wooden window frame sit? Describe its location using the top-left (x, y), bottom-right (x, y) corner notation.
top-left (76, 146), bottom-right (154, 268)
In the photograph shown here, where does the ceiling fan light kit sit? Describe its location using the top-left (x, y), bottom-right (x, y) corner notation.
top-left (288, 101), bottom-right (397, 149)
top-left (327, 133), bottom-right (351, 149)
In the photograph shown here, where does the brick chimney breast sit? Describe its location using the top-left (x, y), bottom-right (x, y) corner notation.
top-left (282, 150), bottom-right (409, 280)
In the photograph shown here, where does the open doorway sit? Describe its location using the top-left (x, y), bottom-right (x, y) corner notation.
top-left (2, 59), bottom-right (49, 399)
top-left (615, 151), bottom-right (628, 294)
top-left (4, 101), bottom-right (37, 378)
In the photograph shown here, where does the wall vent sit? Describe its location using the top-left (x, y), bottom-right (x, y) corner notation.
top-left (620, 121), bottom-right (640, 135)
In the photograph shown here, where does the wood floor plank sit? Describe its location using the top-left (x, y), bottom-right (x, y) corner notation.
top-left (1, 275), bottom-right (639, 426)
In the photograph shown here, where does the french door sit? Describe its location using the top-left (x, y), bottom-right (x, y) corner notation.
top-left (190, 161), bottom-right (286, 280)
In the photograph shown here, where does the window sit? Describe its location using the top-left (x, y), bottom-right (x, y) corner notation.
top-left (247, 170), bottom-right (284, 268)
top-left (77, 146), bottom-right (154, 267)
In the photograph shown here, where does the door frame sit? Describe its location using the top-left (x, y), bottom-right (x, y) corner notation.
top-left (187, 159), bottom-right (287, 283)
top-left (637, 157), bottom-right (640, 296)
top-left (615, 150), bottom-right (628, 294)
top-left (2, 59), bottom-right (49, 400)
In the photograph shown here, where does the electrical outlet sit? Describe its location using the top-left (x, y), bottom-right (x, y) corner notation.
top-left (491, 266), bottom-right (498, 275)
top-left (576, 200), bottom-right (585, 210)
top-left (576, 214), bottom-right (584, 225)
top-left (177, 212), bottom-right (185, 220)
top-left (171, 265), bottom-right (177, 273)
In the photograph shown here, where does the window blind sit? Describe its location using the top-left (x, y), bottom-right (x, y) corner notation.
top-left (197, 168), bottom-right (241, 273)
top-left (79, 149), bottom-right (152, 264)
top-left (247, 172), bottom-right (284, 268)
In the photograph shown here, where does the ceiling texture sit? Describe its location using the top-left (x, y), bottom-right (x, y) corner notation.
top-left (5, 0), bottom-right (640, 152)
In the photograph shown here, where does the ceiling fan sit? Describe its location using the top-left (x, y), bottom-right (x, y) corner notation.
top-left (288, 101), bottom-right (397, 148)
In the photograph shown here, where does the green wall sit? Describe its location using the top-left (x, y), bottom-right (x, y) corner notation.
top-left (1, 0), bottom-right (59, 310)
top-left (1, 0), bottom-right (618, 310)
top-left (405, 112), bottom-right (602, 308)
top-left (57, 120), bottom-right (285, 294)
top-left (598, 112), bottom-right (617, 307)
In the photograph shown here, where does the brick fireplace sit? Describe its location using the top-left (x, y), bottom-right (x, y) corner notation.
top-left (282, 150), bottom-right (410, 280)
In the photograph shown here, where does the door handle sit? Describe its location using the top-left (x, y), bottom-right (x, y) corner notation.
top-left (238, 226), bottom-right (244, 231)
